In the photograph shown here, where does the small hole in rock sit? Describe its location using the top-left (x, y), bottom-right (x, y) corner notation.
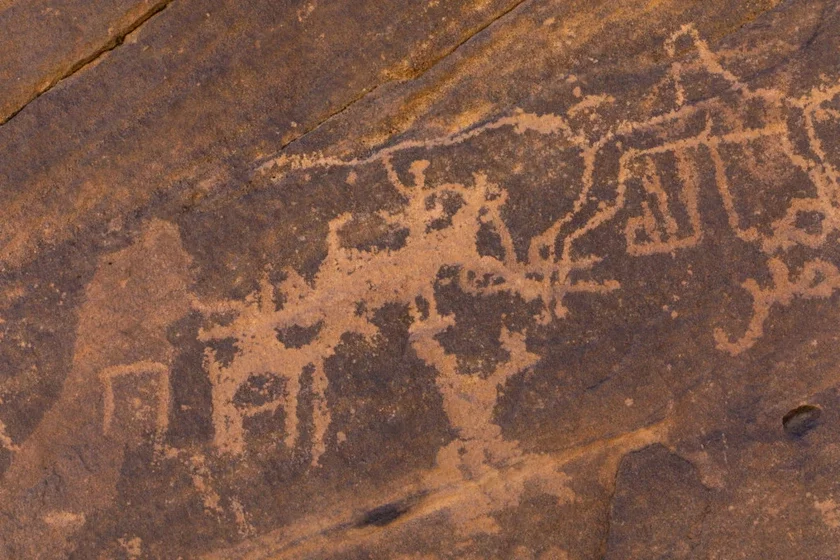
top-left (782, 404), bottom-right (822, 437)
top-left (357, 501), bottom-right (410, 528)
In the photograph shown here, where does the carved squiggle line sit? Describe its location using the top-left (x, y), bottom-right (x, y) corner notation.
top-left (714, 258), bottom-right (840, 355)
top-left (256, 23), bottom-right (764, 183)
top-left (256, 109), bottom-right (586, 176)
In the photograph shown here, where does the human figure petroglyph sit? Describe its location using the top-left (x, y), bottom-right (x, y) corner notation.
top-left (414, 327), bottom-right (576, 535)
top-left (256, 24), bottom-right (840, 357)
top-left (194, 158), bottom-right (598, 534)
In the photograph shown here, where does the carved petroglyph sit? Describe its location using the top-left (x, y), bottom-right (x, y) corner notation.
top-left (185, 25), bottom-right (840, 536)
top-left (99, 361), bottom-right (171, 439)
top-left (713, 258), bottom-right (840, 354)
top-left (197, 273), bottom-right (352, 462)
top-left (622, 148), bottom-right (703, 256)
top-left (626, 26), bottom-right (840, 353)
top-left (197, 157), bottom-right (620, 467)
top-left (0, 220), bottom-right (193, 558)
top-left (415, 328), bottom-right (576, 535)
top-left (258, 24), bottom-right (840, 357)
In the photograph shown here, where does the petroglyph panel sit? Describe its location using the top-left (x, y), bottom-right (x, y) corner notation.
top-left (3, 0), bottom-right (840, 558)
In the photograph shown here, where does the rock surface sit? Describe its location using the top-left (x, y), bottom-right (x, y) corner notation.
top-left (1, 0), bottom-right (840, 558)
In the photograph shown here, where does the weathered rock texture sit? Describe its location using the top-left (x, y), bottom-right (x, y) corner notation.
top-left (1, 0), bottom-right (840, 558)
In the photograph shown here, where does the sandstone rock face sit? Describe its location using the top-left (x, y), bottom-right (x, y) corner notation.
top-left (1, 0), bottom-right (840, 558)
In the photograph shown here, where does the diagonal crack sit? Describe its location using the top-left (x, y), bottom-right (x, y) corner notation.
top-left (251, 0), bottom-right (532, 172)
top-left (0, 0), bottom-right (174, 127)
top-left (597, 456), bottom-right (622, 558)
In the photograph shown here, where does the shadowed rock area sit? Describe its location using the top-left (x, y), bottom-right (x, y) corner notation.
top-left (1, 0), bottom-right (840, 558)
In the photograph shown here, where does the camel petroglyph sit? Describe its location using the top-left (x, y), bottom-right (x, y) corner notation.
top-left (256, 24), bottom-right (840, 357)
top-left (189, 24), bottom-right (840, 533)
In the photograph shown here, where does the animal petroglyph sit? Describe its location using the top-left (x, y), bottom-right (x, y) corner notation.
top-left (197, 161), bottom-right (619, 464)
top-left (187, 24), bottom-right (840, 535)
top-left (258, 24), bottom-right (840, 356)
top-left (195, 150), bottom-right (621, 534)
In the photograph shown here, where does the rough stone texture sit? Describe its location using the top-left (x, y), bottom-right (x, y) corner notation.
top-left (0, 0), bottom-right (172, 124)
top-left (1, 0), bottom-right (840, 558)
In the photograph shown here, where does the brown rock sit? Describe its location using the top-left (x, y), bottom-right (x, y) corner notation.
top-left (2, 0), bottom-right (840, 558)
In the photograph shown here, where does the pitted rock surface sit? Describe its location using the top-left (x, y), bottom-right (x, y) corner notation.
top-left (2, 0), bottom-right (840, 558)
